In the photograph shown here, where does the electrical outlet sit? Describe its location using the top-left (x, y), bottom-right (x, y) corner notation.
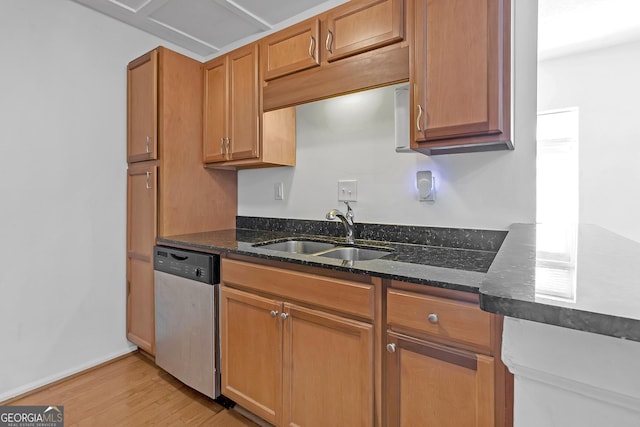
top-left (274, 182), bottom-right (284, 200)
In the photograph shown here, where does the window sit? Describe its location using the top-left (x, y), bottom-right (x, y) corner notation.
top-left (535, 109), bottom-right (579, 302)
top-left (536, 108), bottom-right (579, 224)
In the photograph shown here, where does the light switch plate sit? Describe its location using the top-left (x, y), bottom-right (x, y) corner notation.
top-left (338, 180), bottom-right (357, 202)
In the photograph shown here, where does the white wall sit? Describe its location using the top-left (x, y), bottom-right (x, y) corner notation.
top-left (238, 0), bottom-right (538, 231)
top-left (538, 40), bottom-right (640, 242)
top-left (503, 318), bottom-right (640, 426)
top-left (0, 0), bottom-right (191, 401)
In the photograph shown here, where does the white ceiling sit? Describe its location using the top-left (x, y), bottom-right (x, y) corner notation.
top-left (539, 0), bottom-right (640, 60)
top-left (71, 0), bottom-right (347, 59)
top-left (71, 0), bottom-right (640, 61)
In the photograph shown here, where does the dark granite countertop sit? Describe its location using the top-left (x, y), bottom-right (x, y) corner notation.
top-left (480, 223), bottom-right (640, 342)
top-left (156, 218), bottom-right (507, 294)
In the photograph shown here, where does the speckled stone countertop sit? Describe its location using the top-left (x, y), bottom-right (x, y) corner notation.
top-left (156, 217), bottom-right (507, 294)
top-left (480, 223), bottom-right (640, 342)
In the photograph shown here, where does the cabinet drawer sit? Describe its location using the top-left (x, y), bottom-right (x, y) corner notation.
top-left (222, 259), bottom-right (374, 320)
top-left (387, 289), bottom-right (491, 349)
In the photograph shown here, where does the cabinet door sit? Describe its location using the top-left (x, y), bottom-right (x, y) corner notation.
top-left (412, 0), bottom-right (508, 145)
top-left (325, 0), bottom-right (404, 62)
top-left (221, 287), bottom-right (283, 426)
top-left (126, 163), bottom-right (157, 354)
top-left (228, 44), bottom-right (260, 161)
top-left (262, 18), bottom-right (321, 81)
top-left (203, 57), bottom-right (229, 163)
top-left (283, 303), bottom-right (374, 427)
top-left (386, 333), bottom-right (495, 427)
top-left (127, 50), bottom-right (157, 162)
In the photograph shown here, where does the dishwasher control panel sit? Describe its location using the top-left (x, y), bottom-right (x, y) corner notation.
top-left (153, 246), bottom-right (220, 285)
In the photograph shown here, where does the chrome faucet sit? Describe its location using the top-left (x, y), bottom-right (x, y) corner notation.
top-left (326, 201), bottom-right (355, 244)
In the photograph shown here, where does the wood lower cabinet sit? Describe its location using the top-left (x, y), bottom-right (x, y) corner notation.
top-left (220, 258), bottom-right (375, 427)
top-left (126, 47), bottom-right (237, 355)
top-left (221, 287), bottom-right (282, 425)
top-left (409, 0), bottom-right (511, 155)
top-left (283, 303), bottom-right (374, 427)
top-left (385, 282), bottom-right (512, 427)
top-left (126, 163), bottom-right (157, 354)
top-left (386, 333), bottom-right (495, 427)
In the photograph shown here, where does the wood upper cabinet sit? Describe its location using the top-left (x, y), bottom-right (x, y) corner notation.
top-left (203, 45), bottom-right (258, 163)
top-left (261, 0), bottom-right (408, 111)
top-left (127, 50), bottom-right (158, 162)
top-left (386, 333), bottom-right (495, 427)
top-left (410, 0), bottom-right (511, 155)
top-left (228, 44), bottom-right (260, 161)
top-left (204, 44), bottom-right (296, 169)
top-left (221, 259), bottom-right (376, 427)
top-left (126, 163), bottom-right (157, 354)
top-left (261, 18), bottom-right (321, 81)
top-left (203, 56), bottom-right (228, 164)
top-left (325, 0), bottom-right (405, 62)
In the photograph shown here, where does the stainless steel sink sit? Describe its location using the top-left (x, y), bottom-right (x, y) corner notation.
top-left (254, 239), bottom-right (393, 261)
top-left (255, 240), bottom-right (337, 254)
top-left (315, 246), bottom-right (392, 261)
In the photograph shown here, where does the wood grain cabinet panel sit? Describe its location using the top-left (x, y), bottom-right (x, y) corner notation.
top-left (410, 0), bottom-right (511, 154)
top-left (385, 282), bottom-right (511, 426)
top-left (283, 303), bottom-right (374, 427)
top-left (325, 0), bottom-right (404, 62)
top-left (221, 259), bottom-right (376, 427)
top-left (228, 44), bottom-right (260, 161)
top-left (387, 288), bottom-right (492, 350)
top-left (126, 47), bottom-right (238, 355)
top-left (204, 44), bottom-right (296, 169)
top-left (203, 57), bottom-right (228, 164)
top-left (386, 333), bottom-right (495, 427)
top-left (261, 18), bottom-right (321, 81)
top-left (126, 163), bottom-right (157, 355)
top-left (127, 50), bottom-right (157, 162)
top-left (221, 287), bottom-right (283, 426)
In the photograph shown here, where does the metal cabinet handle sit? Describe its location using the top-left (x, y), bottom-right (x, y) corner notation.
top-left (145, 171), bottom-right (151, 190)
top-left (269, 310), bottom-right (279, 318)
top-left (427, 313), bottom-right (439, 324)
top-left (325, 29), bottom-right (333, 53)
top-left (225, 137), bottom-right (230, 157)
top-left (220, 138), bottom-right (224, 155)
top-left (386, 343), bottom-right (396, 353)
top-left (417, 105), bottom-right (424, 132)
top-left (145, 135), bottom-right (151, 153)
top-left (280, 312), bottom-right (289, 320)
top-left (309, 35), bottom-right (316, 58)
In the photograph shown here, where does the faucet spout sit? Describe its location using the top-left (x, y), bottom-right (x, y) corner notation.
top-left (326, 202), bottom-right (355, 244)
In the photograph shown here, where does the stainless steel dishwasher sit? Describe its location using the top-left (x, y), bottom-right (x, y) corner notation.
top-left (154, 246), bottom-right (221, 399)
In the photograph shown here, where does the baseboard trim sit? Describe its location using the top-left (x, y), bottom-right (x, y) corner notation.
top-left (0, 345), bottom-right (138, 404)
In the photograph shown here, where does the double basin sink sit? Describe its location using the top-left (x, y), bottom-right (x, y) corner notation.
top-left (253, 239), bottom-right (393, 261)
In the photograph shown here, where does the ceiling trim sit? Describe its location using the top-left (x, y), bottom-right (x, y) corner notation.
top-left (148, 18), bottom-right (220, 51)
top-left (214, 0), bottom-right (272, 31)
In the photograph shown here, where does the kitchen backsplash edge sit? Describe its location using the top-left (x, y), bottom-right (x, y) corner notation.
top-left (235, 216), bottom-right (507, 252)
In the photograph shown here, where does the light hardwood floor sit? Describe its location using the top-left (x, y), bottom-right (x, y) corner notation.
top-left (8, 352), bottom-right (259, 426)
